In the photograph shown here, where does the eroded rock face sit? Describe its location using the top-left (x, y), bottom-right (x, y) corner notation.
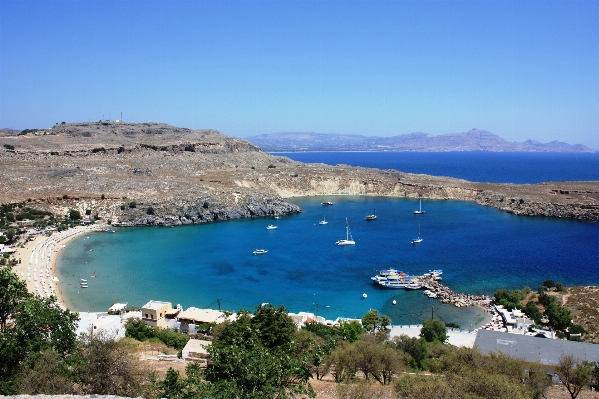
top-left (1, 122), bottom-right (598, 224)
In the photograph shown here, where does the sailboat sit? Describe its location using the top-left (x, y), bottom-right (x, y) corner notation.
top-left (318, 214), bottom-right (328, 225)
top-left (365, 208), bottom-right (377, 220)
top-left (336, 218), bottom-right (355, 246)
top-left (413, 198), bottom-right (425, 214)
top-left (411, 224), bottom-right (423, 244)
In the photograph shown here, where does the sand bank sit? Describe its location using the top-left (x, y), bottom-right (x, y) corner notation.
top-left (10, 224), bottom-right (103, 309)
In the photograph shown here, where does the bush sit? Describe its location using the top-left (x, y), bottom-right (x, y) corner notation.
top-left (120, 204), bottom-right (125, 210)
top-left (146, 207), bottom-right (155, 215)
top-left (267, 164), bottom-right (276, 168)
top-left (129, 202), bottom-right (136, 208)
top-left (202, 202), bottom-right (209, 209)
top-left (3, 144), bottom-right (15, 150)
top-left (68, 210), bottom-right (81, 220)
top-left (543, 280), bottom-right (555, 289)
top-left (62, 194), bottom-right (69, 199)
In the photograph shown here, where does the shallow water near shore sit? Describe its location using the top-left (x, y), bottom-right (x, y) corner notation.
top-left (57, 196), bottom-right (599, 328)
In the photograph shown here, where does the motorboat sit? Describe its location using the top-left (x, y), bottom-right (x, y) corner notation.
top-left (365, 208), bottom-right (377, 221)
top-left (274, 216), bottom-right (281, 219)
top-left (318, 214), bottom-right (328, 225)
top-left (321, 201), bottom-right (335, 206)
top-left (371, 268), bottom-right (400, 284)
top-left (266, 225), bottom-right (278, 230)
top-left (104, 228), bottom-right (116, 233)
top-left (253, 249), bottom-right (268, 255)
top-left (406, 281), bottom-right (423, 290)
top-left (411, 224), bottom-right (423, 244)
top-left (413, 198), bottom-right (425, 214)
top-left (336, 218), bottom-right (355, 246)
top-left (380, 280), bottom-right (409, 289)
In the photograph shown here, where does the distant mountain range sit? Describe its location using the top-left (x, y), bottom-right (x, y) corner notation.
top-left (246, 129), bottom-right (594, 152)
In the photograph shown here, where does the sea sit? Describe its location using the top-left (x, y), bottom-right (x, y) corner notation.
top-left (57, 152), bottom-right (599, 329)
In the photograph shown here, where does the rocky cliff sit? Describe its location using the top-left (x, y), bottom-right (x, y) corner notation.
top-left (1, 122), bottom-right (598, 225)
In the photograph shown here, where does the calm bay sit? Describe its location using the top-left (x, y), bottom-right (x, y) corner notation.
top-left (57, 152), bottom-right (599, 328)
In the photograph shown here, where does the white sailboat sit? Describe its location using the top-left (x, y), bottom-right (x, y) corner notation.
top-left (318, 214), bottom-right (328, 225)
top-left (336, 218), bottom-right (355, 246)
top-left (411, 224), bottom-right (423, 244)
top-left (413, 198), bottom-right (425, 214)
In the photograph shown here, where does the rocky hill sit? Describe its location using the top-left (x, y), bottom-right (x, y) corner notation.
top-left (1, 121), bottom-right (598, 225)
top-left (246, 129), bottom-right (594, 152)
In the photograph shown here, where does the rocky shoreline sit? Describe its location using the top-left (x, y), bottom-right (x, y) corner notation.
top-left (1, 121), bottom-right (598, 225)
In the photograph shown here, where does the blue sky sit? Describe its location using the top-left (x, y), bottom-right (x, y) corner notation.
top-left (1, 0), bottom-right (598, 148)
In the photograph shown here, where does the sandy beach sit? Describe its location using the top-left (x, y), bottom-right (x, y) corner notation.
top-left (10, 224), bottom-right (104, 309)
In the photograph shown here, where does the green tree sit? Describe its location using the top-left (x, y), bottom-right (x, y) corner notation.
top-left (337, 320), bottom-right (364, 343)
top-left (493, 288), bottom-right (522, 310)
top-left (0, 266), bottom-right (29, 329)
top-left (543, 280), bottom-right (555, 289)
top-left (390, 335), bottom-right (428, 370)
top-left (68, 209), bottom-right (81, 220)
top-left (420, 320), bottom-right (448, 343)
top-left (0, 269), bottom-right (78, 394)
top-left (556, 355), bottom-right (594, 399)
top-left (545, 301), bottom-right (572, 332)
top-left (75, 334), bottom-right (147, 396)
top-left (524, 300), bottom-right (543, 325)
top-left (362, 310), bottom-right (380, 332)
top-left (16, 349), bottom-right (74, 394)
top-left (205, 304), bottom-right (314, 399)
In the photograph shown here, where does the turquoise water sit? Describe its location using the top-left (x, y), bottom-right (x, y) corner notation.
top-left (57, 196), bottom-right (599, 328)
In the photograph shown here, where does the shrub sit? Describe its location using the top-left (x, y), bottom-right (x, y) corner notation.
top-left (129, 201), bottom-right (136, 208)
top-left (3, 144), bottom-right (15, 150)
top-left (202, 201), bottom-right (209, 209)
top-left (267, 164), bottom-right (276, 168)
top-left (543, 280), bottom-right (555, 289)
top-left (62, 194), bottom-right (69, 199)
top-left (101, 194), bottom-right (105, 200)
top-left (68, 209), bottom-right (81, 220)
top-left (120, 204), bottom-right (126, 210)
top-left (146, 207), bottom-right (155, 215)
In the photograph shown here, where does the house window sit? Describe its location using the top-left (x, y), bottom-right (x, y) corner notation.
top-left (145, 313), bottom-right (148, 318)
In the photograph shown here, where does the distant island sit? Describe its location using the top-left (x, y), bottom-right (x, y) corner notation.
top-left (245, 128), bottom-right (594, 152)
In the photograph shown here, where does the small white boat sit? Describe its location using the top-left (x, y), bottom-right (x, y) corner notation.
top-left (411, 224), bottom-right (423, 244)
top-left (253, 249), bottom-right (268, 255)
top-left (365, 208), bottom-right (377, 221)
top-left (266, 225), bottom-right (278, 230)
top-left (406, 281), bottom-right (423, 290)
top-left (274, 216), bottom-right (281, 219)
top-left (80, 279), bottom-right (87, 283)
top-left (318, 214), bottom-right (328, 225)
top-left (336, 218), bottom-right (355, 246)
top-left (104, 228), bottom-right (116, 233)
top-left (381, 280), bottom-right (409, 289)
top-left (321, 201), bottom-right (335, 206)
top-left (362, 293), bottom-right (367, 298)
top-left (413, 198), bottom-right (425, 214)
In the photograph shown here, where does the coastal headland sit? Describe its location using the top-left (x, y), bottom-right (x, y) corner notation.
top-left (1, 121), bottom-right (598, 225)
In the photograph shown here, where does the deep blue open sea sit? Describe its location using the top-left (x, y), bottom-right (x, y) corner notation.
top-left (57, 152), bottom-right (599, 328)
